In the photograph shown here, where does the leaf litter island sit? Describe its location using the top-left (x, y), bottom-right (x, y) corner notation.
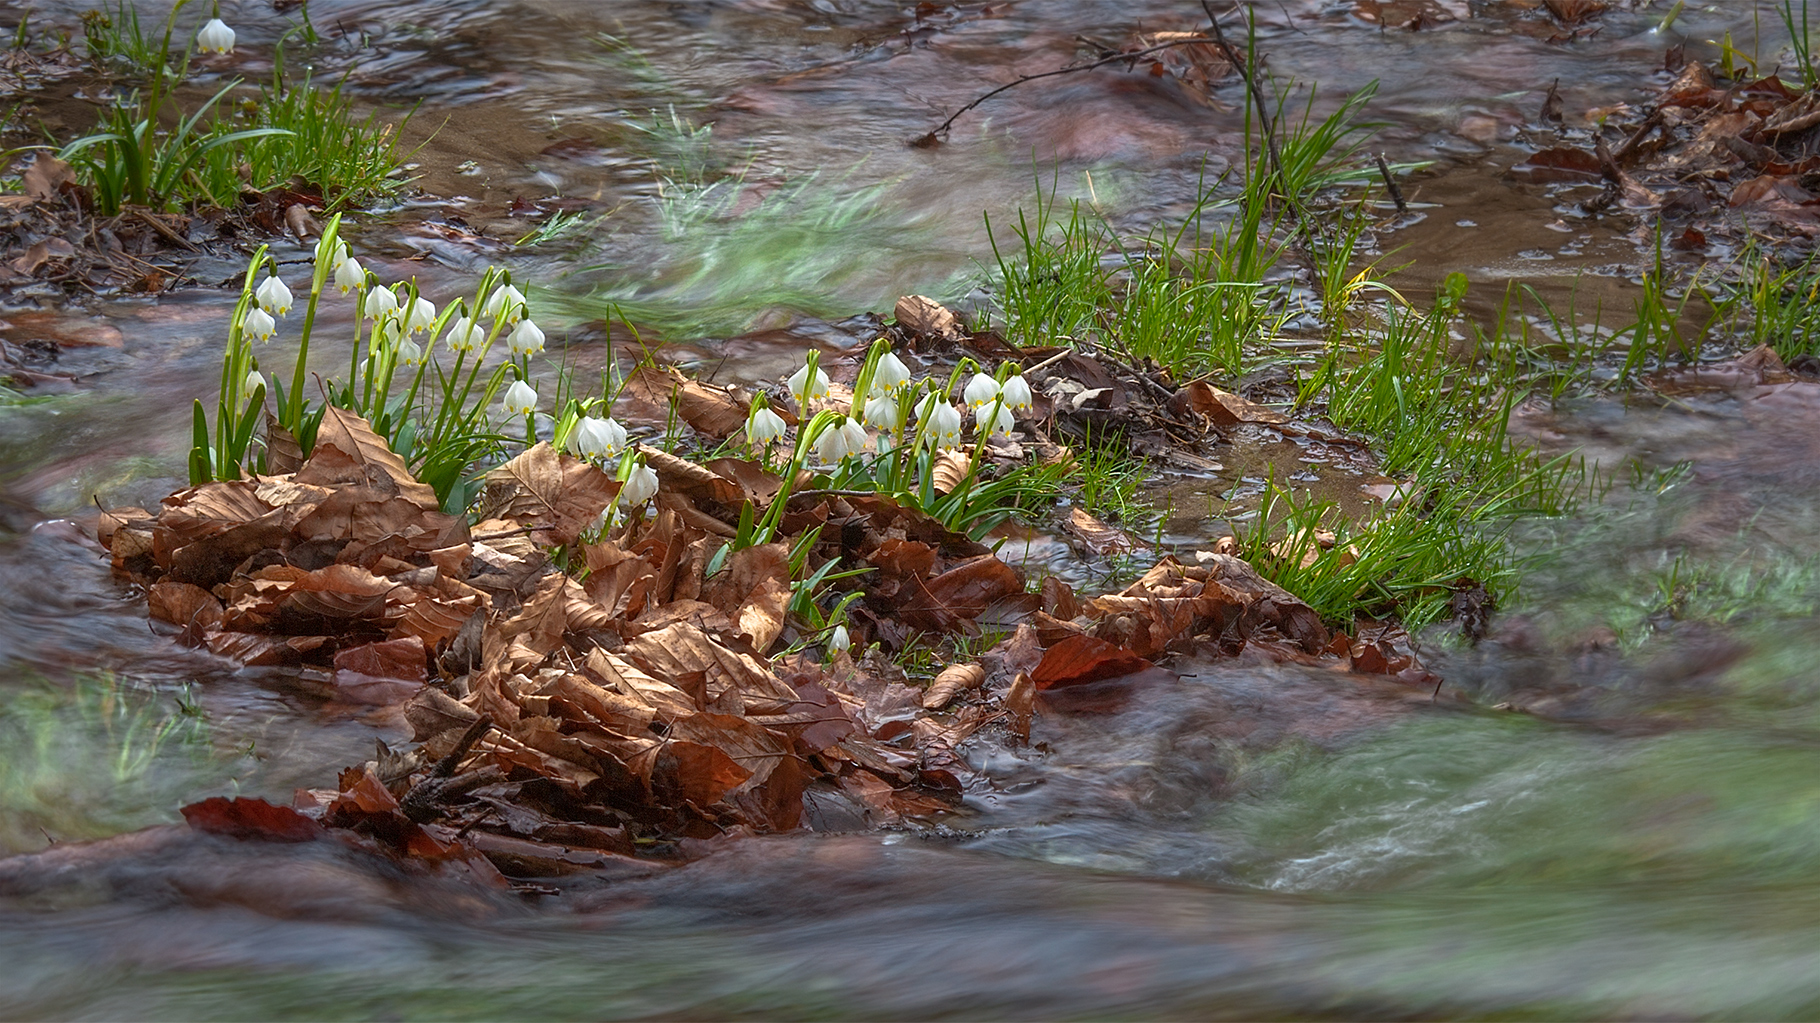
top-left (100, 299), bottom-right (1443, 892)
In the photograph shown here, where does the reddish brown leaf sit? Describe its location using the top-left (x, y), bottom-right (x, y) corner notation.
top-left (182, 797), bottom-right (322, 842)
top-left (1032, 633), bottom-right (1153, 689)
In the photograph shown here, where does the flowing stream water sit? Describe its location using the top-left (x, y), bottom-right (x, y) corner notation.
top-left (5, 1), bottom-right (1820, 1017)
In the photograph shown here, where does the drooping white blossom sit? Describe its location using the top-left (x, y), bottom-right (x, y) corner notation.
top-left (976, 400), bottom-right (1016, 439)
top-left (963, 372), bottom-right (1000, 409)
top-left (501, 379), bottom-right (538, 416)
top-left (863, 391), bottom-right (898, 430)
top-left (507, 318), bottom-right (545, 356)
top-left (481, 283), bottom-right (527, 324)
top-left (196, 17), bottom-right (234, 53)
top-left (243, 306), bottom-right (277, 343)
top-left (618, 460), bottom-right (659, 506)
top-left (404, 296), bottom-right (436, 334)
top-left (869, 350), bottom-right (910, 396)
top-left (334, 256), bottom-right (365, 294)
top-left (446, 315), bottom-right (484, 352)
top-left (746, 405), bottom-right (787, 446)
top-left (362, 285), bottom-right (399, 321)
top-left (787, 360), bottom-right (831, 409)
top-left (569, 416), bottom-right (627, 460)
top-left (255, 274), bottom-right (292, 316)
top-left (1000, 372), bottom-right (1033, 412)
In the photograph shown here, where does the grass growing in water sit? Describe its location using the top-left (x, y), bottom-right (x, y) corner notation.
top-left (60, 0), bottom-right (410, 214)
top-left (0, 673), bottom-right (227, 852)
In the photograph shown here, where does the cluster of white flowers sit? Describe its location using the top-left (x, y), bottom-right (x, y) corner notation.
top-left (753, 341), bottom-right (1034, 467)
top-left (249, 235), bottom-right (554, 419)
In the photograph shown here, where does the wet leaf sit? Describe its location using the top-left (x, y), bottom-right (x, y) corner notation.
top-left (22, 154), bottom-right (74, 202)
top-left (181, 797), bottom-right (323, 843)
top-left (1065, 506), bottom-right (1137, 555)
top-left (1031, 633), bottom-right (1152, 689)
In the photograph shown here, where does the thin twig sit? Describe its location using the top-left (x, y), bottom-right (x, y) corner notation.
top-left (1375, 153), bottom-right (1408, 214)
top-left (915, 37), bottom-right (1218, 145)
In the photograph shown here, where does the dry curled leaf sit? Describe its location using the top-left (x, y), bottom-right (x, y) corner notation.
top-left (921, 662), bottom-right (986, 710)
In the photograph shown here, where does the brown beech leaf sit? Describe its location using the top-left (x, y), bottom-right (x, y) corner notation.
top-left (1032, 633), bottom-right (1152, 689)
top-left (23, 154), bottom-right (75, 202)
top-left (585, 646), bottom-right (700, 721)
top-left (1066, 506), bottom-right (1137, 555)
top-left (921, 556), bottom-right (1022, 619)
top-left (623, 364), bottom-right (748, 439)
top-left (479, 443), bottom-right (619, 546)
top-left (623, 622), bottom-right (798, 715)
top-left (298, 407), bottom-right (440, 511)
top-left (146, 581), bottom-right (224, 630)
top-left (668, 711), bottom-right (793, 796)
top-left (1509, 146), bottom-right (1602, 184)
top-left (922, 662), bottom-right (986, 709)
top-left (265, 411), bottom-right (304, 474)
top-left (1165, 381), bottom-right (1286, 426)
top-left (1004, 671), bottom-right (1035, 742)
top-left (931, 450), bottom-right (971, 494)
top-left (282, 564), bottom-right (400, 622)
top-left (894, 294), bottom-right (962, 338)
top-left (157, 480), bottom-right (275, 544)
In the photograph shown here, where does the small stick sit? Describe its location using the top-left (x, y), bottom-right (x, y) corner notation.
top-left (1375, 153), bottom-right (1408, 214)
top-left (915, 37), bottom-right (1219, 145)
top-left (399, 716), bottom-right (495, 823)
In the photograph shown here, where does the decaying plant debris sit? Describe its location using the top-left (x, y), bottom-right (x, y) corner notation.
top-left (102, 299), bottom-right (1437, 885)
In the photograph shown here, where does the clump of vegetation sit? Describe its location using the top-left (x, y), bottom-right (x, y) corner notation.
top-left (59, 0), bottom-right (409, 215)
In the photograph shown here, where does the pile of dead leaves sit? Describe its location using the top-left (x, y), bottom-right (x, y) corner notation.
top-left (109, 385), bottom-right (1437, 879)
top-left (1512, 55), bottom-right (1820, 244)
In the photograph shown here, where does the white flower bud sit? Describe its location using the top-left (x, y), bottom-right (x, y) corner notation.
top-left (397, 338), bottom-right (425, 366)
top-left (501, 379), bottom-right (538, 416)
top-left (507, 318), bottom-right (545, 356)
top-left (243, 306), bottom-right (276, 343)
top-left (243, 369), bottom-right (265, 398)
top-left (828, 624), bottom-right (851, 652)
top-left (196, 17), bottom-right (234, 54)
top-left (255, 275), bottom-right (292, 316)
